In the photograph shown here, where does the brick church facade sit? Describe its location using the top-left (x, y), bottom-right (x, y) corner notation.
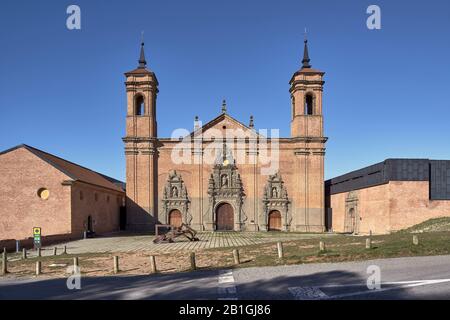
top-left (123, 40), bottom-right (327, 232)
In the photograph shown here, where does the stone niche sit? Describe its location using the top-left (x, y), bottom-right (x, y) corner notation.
top-left (261, 173), bottom-right (291, 231)
top-left (160, 170), bottom-right (191, 225)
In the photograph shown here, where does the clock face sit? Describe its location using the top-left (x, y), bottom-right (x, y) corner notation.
top-left (223, 159), bottom-right (229, 166)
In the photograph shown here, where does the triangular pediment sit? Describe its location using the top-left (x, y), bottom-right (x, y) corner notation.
top-left (191, 113), bottom-right (259, 139)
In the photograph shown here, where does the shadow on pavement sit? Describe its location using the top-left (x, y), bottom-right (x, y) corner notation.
top-left (0, 268), bottom-right (439, 300)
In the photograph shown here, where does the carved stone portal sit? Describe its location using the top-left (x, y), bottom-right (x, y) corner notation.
top-left (160, 171), bottom-right (191, 226)
top-left (204, 143), bottom-right (247, 231)
top-left (261, 173), bottom-right (291, 231)
top-left (344, 191), bottom-right (359, 234)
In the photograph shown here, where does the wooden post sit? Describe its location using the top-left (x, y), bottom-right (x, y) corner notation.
top-left (53, 247), bottom-right (57, 256)
top-left (37, 248), bottom-right (41, 257)
top-left (150, 255), bottom-right (157, 274)
top-left (63, 246), bottom-right (67, 254)
top-left (319, 241), bottom-right (326, 252)
top-left (413, 235), bottom-right (419, 246)
top-left (35, 261), bottom-right (41, 276)
top-left (277, 242), bottom-right (284, 259)
top-left (366, 238), bottom-right (372, 249)
top-left (190, 252), bottom-right (196, 270)
top-left (1, 249), bottom-right (7, 275)
top-left (233, 249), bottom-right (240, 265)
top-left (113, 256), bottom-right (119, 274)
top-left (22, 248), bottom-right (27, 260)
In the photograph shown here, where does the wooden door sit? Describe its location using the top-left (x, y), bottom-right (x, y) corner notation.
top-left (268, 210), bottom-right (282, 231)
top-left (169, 209), bottom-right (182, 228)
top-left (344, 208), bottom-right (356, 234)
top-left (216, 203), bottom-right (234, 231)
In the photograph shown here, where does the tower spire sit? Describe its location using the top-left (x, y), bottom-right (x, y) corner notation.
top-left (302, 30), bottom-right (311, 69)
top-left (138, 32), bottom-right (147, 69)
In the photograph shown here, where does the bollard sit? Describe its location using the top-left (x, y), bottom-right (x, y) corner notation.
top-left (150, 255), bottom-right (157, 274)
top-left (83, 231), bottom-right (87, 240)
top-left (319, 241), bottom-right (326, 252)
top-left (366, 238), bottom-right (372, 249)
top-left (37, 248), bottom-right (41, 257)
top-left (233, 249), bottom-right (240, 265)
top-left (73, 257), bottom-right (79, 269)
top-left (1, 249), bottom-right (7, 275)
top-left (190, 252), bottom-right (196, 270)
top-left (22, 248), bottom-right (27, 260)
top-left (36, 261), bottom-right (41, 276)
top-left (413, 235), bottom-right (419, 246)
top-left (63, 246), bottom-right (67, 255)
top-left (53, 247), bottom-right (57, 256)
top-left (113, 256), bottom-right (119, 274)
top-left (277, 242), bottom-right (284, 259)
top-left (16, 240), bottom-right (20, 253)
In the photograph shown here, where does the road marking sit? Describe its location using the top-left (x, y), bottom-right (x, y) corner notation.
top-left (289, 278), bottom-right (450, 300)
top-left (218, 269), bottom-right (238, 300)
top-left (218, 276), bottom-right (235, 284)
top-left (328, 278), bottom-right (450, 300)
top-left (288, 287), bottom-right (329, 300)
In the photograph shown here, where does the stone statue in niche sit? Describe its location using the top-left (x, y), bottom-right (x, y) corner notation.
top-left (221, 174), bottom-right (228, 187)
top-left (172, 186), bottom-right (178, 198)
top-left (272, 187), bottom-right (278, 198)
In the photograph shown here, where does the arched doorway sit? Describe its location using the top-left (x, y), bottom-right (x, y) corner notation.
top-left (87, 215), bottom-right (93, 232)
top-left (169, 209), bottom-right (182, 228)
top-left (216, 203), bottom-right (234, 231)
top-left (268, 210), bottom-right (282, 231)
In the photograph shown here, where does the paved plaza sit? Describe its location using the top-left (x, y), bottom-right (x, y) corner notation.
top-left (27, 232), bottom-right (331, 257)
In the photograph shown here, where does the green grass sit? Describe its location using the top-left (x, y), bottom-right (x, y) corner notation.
top-left (401, 217), bottom-right (450, 233)
top-left (209, 231), bottom-right (450, 269)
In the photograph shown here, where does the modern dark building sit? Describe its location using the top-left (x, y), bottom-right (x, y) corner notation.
top-left (326, 159), bottom-right (450, 234)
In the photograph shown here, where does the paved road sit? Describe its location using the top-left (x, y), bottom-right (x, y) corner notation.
top-left (1, 255), bottom-right (450, 300)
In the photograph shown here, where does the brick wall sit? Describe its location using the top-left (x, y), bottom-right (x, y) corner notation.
top-left (330, 181), bottom-right (450, 234)
top-left (70, 182), bottom-right (124, 236)
top-left (0, 148), bottom-right (72, 241)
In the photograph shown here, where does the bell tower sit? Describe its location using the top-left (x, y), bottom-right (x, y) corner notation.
top-left (289, 37), bottom-right (327, 232)
top-left (123, 41), bottom-right (159, 231)
top-left (290, 38), bottom-right (325, 138)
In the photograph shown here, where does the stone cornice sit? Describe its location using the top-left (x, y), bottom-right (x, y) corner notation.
top-left (294, 148), bottom-right (326, 156)
top-left (122, 137), bottom-right (158, 143)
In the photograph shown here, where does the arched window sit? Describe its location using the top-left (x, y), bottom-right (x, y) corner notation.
top-left (305, 94), bottom-right (314, 115)
top-left (135, 95), bottom-right (145, 116)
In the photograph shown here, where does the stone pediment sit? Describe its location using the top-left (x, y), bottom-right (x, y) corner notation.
top-left (192, 113), bottom-right (259, 139)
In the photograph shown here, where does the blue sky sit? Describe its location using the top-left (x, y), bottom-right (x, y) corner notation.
top-left (1, 0), bottom-right (449, 181)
